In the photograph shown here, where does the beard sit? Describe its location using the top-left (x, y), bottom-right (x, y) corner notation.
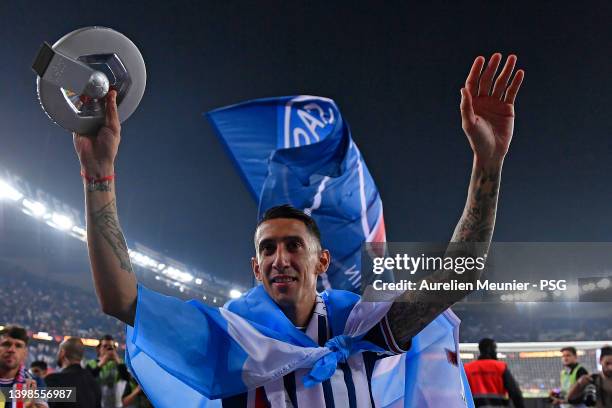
top-left (0, 357), bottom-right (19, 371)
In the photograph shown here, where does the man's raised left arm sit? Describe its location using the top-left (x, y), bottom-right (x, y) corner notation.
top-left (386, 53), bottom-right (525, 348)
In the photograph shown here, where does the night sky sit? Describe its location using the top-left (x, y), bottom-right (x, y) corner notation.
top-left (1, 1), bottom-right (612, 289)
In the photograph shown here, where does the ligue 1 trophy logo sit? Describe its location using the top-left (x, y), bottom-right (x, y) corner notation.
top-left (32, 27), bottom-right (146, 134)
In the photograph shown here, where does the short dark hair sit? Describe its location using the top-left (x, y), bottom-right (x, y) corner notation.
top-left (561, 346), bottom-right (577, 356)
top-left (601, 346), bottom-right (612, 361)
top-left (30, 360), bottom-right (48, 371)
top-left (61, 338), bottom-right (84, 362)
top-left (478, 338), bottom-right (496, 357)
top-left (0, 325), bottom-right (29, 345)
top-left (96, 334), bottom-right (114, 349)
top-left (256, 205), bottom-right (322, 248)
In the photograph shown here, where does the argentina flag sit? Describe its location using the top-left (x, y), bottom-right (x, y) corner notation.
top-left (207, 95), bottom-right (474, 407)
top-left (125, 281), bottom-right (397, 407)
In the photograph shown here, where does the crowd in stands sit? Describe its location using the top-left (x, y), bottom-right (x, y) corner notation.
top-left (0, 264), bottom-right (125, 343)
top-left (457, 309), bottom-right (612, 343)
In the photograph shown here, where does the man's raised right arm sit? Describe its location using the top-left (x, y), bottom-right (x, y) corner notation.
top-left (75, 90), bottom-right (137, 325)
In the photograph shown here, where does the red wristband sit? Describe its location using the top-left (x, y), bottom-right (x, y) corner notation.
top-left (81, 170), bottom-right (115, 183)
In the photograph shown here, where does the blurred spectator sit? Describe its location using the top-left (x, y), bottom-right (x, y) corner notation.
top-left (568, 346), bottom-right (612, 408)
top-left (464, 338), bottom-right (525, 408)
top-left (86, 335), bottom-right (127, 408)
top-left (30, 360), bottom-right (49, 379)
top-left (0, 263), bottom-right (125, 343)
top-left (550, 346), bottom-right (588, 407)
top-left (0, 325), bottom-right (48, 407)
top-left (117, 365), bottom-right (153, 408)
top-left (45, 337), bottom-right (101, 408)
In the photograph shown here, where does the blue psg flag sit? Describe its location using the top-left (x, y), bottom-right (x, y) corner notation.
top-left (207, 95), bottom-right (475, 407)
top-left (208, 96), bottom-right (385, 292)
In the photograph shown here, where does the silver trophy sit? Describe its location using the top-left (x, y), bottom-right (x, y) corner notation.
top-left (32, 27), bottom-right (146, 134)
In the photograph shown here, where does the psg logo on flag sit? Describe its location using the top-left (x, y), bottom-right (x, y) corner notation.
top-left (280, 96), bottom-right (339, 148)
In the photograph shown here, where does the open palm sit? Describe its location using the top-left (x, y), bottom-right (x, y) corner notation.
top-left (460, 54), bottom-right (524, 165)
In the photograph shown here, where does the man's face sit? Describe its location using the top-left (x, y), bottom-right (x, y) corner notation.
top-left (99, 339), bottom-right (115, 355)
top-left (602, 355), bottom-right (612, 378)
top-left (252, 218), bottom-right (330, 311)
top-left (0, 335), bottom-right (27, 371)
top-left (561, 350), bottom-right (577, 366)
top-left (30, 366), bottom-right (46, 378)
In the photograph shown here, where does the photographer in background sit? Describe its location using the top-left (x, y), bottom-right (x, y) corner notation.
top-left (551, 346), bottom-right (589, 407)
top-left (567, 346), bottom-right (612, 407)
top-left (86, 335), bottom-right (126, 408)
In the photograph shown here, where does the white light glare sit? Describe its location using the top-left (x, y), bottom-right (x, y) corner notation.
top-left (22, 199), bottom-right (46, 217)
top-left (163, 266), bottom-right (194, 283)
top-left (51, 213), bottom-right (73, 230)
top-left (72, 226), bottom-right (86, 235)
top-left (129, 250), bottom-right (159, 269)
top-left (195, 278), bottom-right (203, 285)
top-left (596, 278), bottom-right (610, 290)
top-left (229, 289), bottom-right (242, 299)
top-left (582, 283), bottom-right (596, 292)
top-left (0, 179), bottom-right (23, 201)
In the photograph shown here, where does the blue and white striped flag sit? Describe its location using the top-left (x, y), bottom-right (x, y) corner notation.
top-left (126, 283), bottom-right (393, 407)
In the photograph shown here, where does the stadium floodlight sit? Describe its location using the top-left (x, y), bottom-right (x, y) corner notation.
top-left (33, 331), bottom-right (53, 341)
top-left (22, 199), bottom-right (47, 217)
top-left (72, 225), bottom-right (86, 235)
top-left (582, 283), bottom-right (596, 292)
top-left (0, 179), bottom-right (23, 201)
top-left (597, 277), bottom-right (610, 289)
top-left (50, 212), bottom-right (73, 230)
top-left (70, 225), bottom-right (87, 242)
top-left (128, 249), bottom-right (160, 270)
top-left (229, 289), bottom-right (242, 299)
top-left (163, 266), bottom-right (193, 283)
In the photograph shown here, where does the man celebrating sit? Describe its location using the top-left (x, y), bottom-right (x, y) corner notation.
top-left (0, 326), bottom-right (47, 408)
top-left (73, 53), bottom-right (524, 407)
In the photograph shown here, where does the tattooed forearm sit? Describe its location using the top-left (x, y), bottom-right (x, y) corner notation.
top-left (387, 163), bottom-right (503, 345)
top-left (452, 165), bottom-right (500, 244)
top-left (91, 199), bottom-right (133, 273)
top-left (387, 297), bottom-right (453, 347)
top-left (86, 180), bottom-right (113, 192)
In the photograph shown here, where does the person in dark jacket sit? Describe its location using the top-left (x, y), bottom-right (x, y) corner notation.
top-left (464, 338), bottom-right (525, 408)
top-left (45, 337), bottom-right (101, 408)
